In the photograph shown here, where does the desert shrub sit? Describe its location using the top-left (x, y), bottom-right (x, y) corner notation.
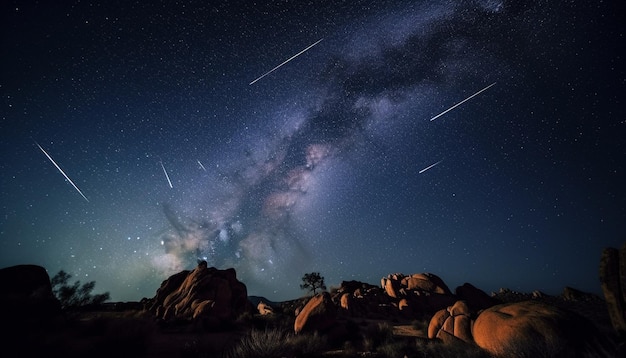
top-left (342, 341), bottom-right (358, 356)
top-left (413, 339), bottom-right (493, 358)
top-left (411, 318), bottom-right (429, 331)
top-left (362, 322), bottom-right (394, 352)
top-left (51, 270), bottom-right (110, 310)
top-left (225, 328), bottom-right (292, 358)
top-left (378, 340), bottom-right (417, 358)
top-left (245, 311), bottom-right (293, 331)
top-left (287, 331), bottom-right (328, 356)
top-left (235, 310), bottom-right (253, 323)
top-left (225, 328), bottom-right (328, 358)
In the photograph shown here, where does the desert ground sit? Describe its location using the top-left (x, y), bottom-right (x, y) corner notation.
top-left (7, 287), bottom-right (620, 358)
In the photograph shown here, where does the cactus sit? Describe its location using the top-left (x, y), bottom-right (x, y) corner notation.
top-left (599, 242), bottom-right (626, 339)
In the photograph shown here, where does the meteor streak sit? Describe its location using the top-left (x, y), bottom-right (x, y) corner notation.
top-left (249, 38), bottom-right (323, 85)
top-left (419, 160), bottom-right (443, 174)
top-left (197, 160), bottom-right (207, 172)
top-left (160, 161), bottom-right (173, 188)
top-left (35, 142), bottom-right (89, 202)
top-left (429, 82), bottom-right (496, 121)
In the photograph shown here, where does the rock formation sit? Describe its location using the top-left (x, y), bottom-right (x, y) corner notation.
top-left (151, 261), bottom-right (251, 328)
top-left (327, 275), bottom-right (495, 321)
top-left (330, 280), bottom-right (391, 319)
top-left (599, 242), bottom-right (626, 339)
top-left (472, 300), bottom-right (614, 357)
top-left (294, 292), bottom-right (337, 334)
top-left (0, 264), bottom-right (61, 323)
top-left (427, 300), bottom-right (474, 344)
top-left (257, 301), bottom-right (274, 315)
top-left (455, 282), bottom-right (500, 312)
top-left (380, 272), bottom-right (457, 314)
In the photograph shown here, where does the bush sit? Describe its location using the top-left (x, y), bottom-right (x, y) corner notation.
top-left (225, 328), bottom-right (290, 358)
top-left (378, 340), bottom-right (417, 358)
top-left (411, 319), bottom-right (429, 332)
top-left (413, 338), bottom-right (494, 358)
top-left (51, 270), bottom-right (110, 310)
top-left (362, 322), bottom-right (394, 352)
top-left (224, 328), bottom-right (328, 358)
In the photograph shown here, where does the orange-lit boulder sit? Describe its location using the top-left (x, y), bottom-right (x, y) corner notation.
top-left (427, 300), bottom-right (473, 344)
top-left (152, 261), bottom-right (251, 327)
top-left (473, 300), bottom-right (613, 357)
top-left (294, 292), bottom-right (336, 334)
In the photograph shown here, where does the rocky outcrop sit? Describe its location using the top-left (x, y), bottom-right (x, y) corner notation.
top-left (0, 264), bottom-right (61, 323)
top-left (331, 280), bottom-right (391, 319)
top-left (427, 300), bottom-right (474, 344)
top-left (330, 276), bottom-right (495, 320)
top-left (151, 261), bottom-right (251, 328)
top-left (294, 292), bottom-right (337, 334)
top-left (455, 283), bottom-right (500, 312)
top-left (380, 272), bottom-right (456, 314)
top-left (600, 243), bottom-right (626, 339)
top-left (473, 300), bottom-right (614, 357)
top-left (150, 269), bottom-right (189, 314)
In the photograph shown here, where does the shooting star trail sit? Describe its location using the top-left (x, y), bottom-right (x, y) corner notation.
top-left (419, 160), bottom-right (443, 174)
top-left (249, 38), bottom-right (323, 85)
top-left (160, 161), bottom-right (173, 188)
top-left (429, 82), bottom-right (496, 121)
top-left (35, 142), bottom-right (89, 202)
top-left (197, 160), bottom-right (207, 172)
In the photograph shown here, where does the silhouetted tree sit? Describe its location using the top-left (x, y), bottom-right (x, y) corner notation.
top-left (300, 272), bottom-right (326, 295)
top-left (51, 270), bottom-right (110, 310)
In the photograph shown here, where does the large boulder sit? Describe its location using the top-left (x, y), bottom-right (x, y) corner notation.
top-left (0, 264), bottom-right (61, 322)
top-left (472, 300), bottom-right (615, 357)
top-left (150, 269), bottom-right (190, 316)
top-left (152, 261), bottom-right (251, 327)
top-left (599, 243), bottom-right (626, 339)
top-left (427, 300), bottom-right (474, 344)
top-left (403, 273), bottom-right (451, 295)
top-left (294, 292), bottom-right (337, 334)
top-left (455, 283), bottom-right (500, 312)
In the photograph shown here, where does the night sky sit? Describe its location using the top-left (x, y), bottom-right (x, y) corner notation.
top-left (1, 1), bottom-right (625, 302)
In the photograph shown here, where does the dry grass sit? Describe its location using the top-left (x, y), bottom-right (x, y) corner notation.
top-left (224, 328), bottom-right (328, 358)
top-left (9, 306), bottom-right (618, 358)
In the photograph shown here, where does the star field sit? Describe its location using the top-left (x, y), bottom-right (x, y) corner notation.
top-left (1, 0), bottom-right (625, 301)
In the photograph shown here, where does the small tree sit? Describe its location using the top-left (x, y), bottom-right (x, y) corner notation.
top-left (51, 270), bottom-right (110, 310)
top-left (300, 272), bottom-right (326, 295)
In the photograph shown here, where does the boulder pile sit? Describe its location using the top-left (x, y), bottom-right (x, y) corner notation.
top-left (150, 261), bottom-right (252, 329)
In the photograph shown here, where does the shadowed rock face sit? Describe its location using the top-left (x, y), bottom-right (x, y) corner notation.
top-left (473, 300), bottom-right (615, 358)
top-left (455, 283), bottom-right (500, 312)
top-left (294, 292), bottom-right (337, 334)
top-left (151, 262), bottom-right (251, 327)
top-left (0, 264), bottom-right (61, 322)
top-left (599, 243), bottom-right (626, 339)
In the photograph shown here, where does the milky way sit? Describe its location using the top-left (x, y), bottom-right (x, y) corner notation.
top-left (1, 1), bottom-right (624, 301)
